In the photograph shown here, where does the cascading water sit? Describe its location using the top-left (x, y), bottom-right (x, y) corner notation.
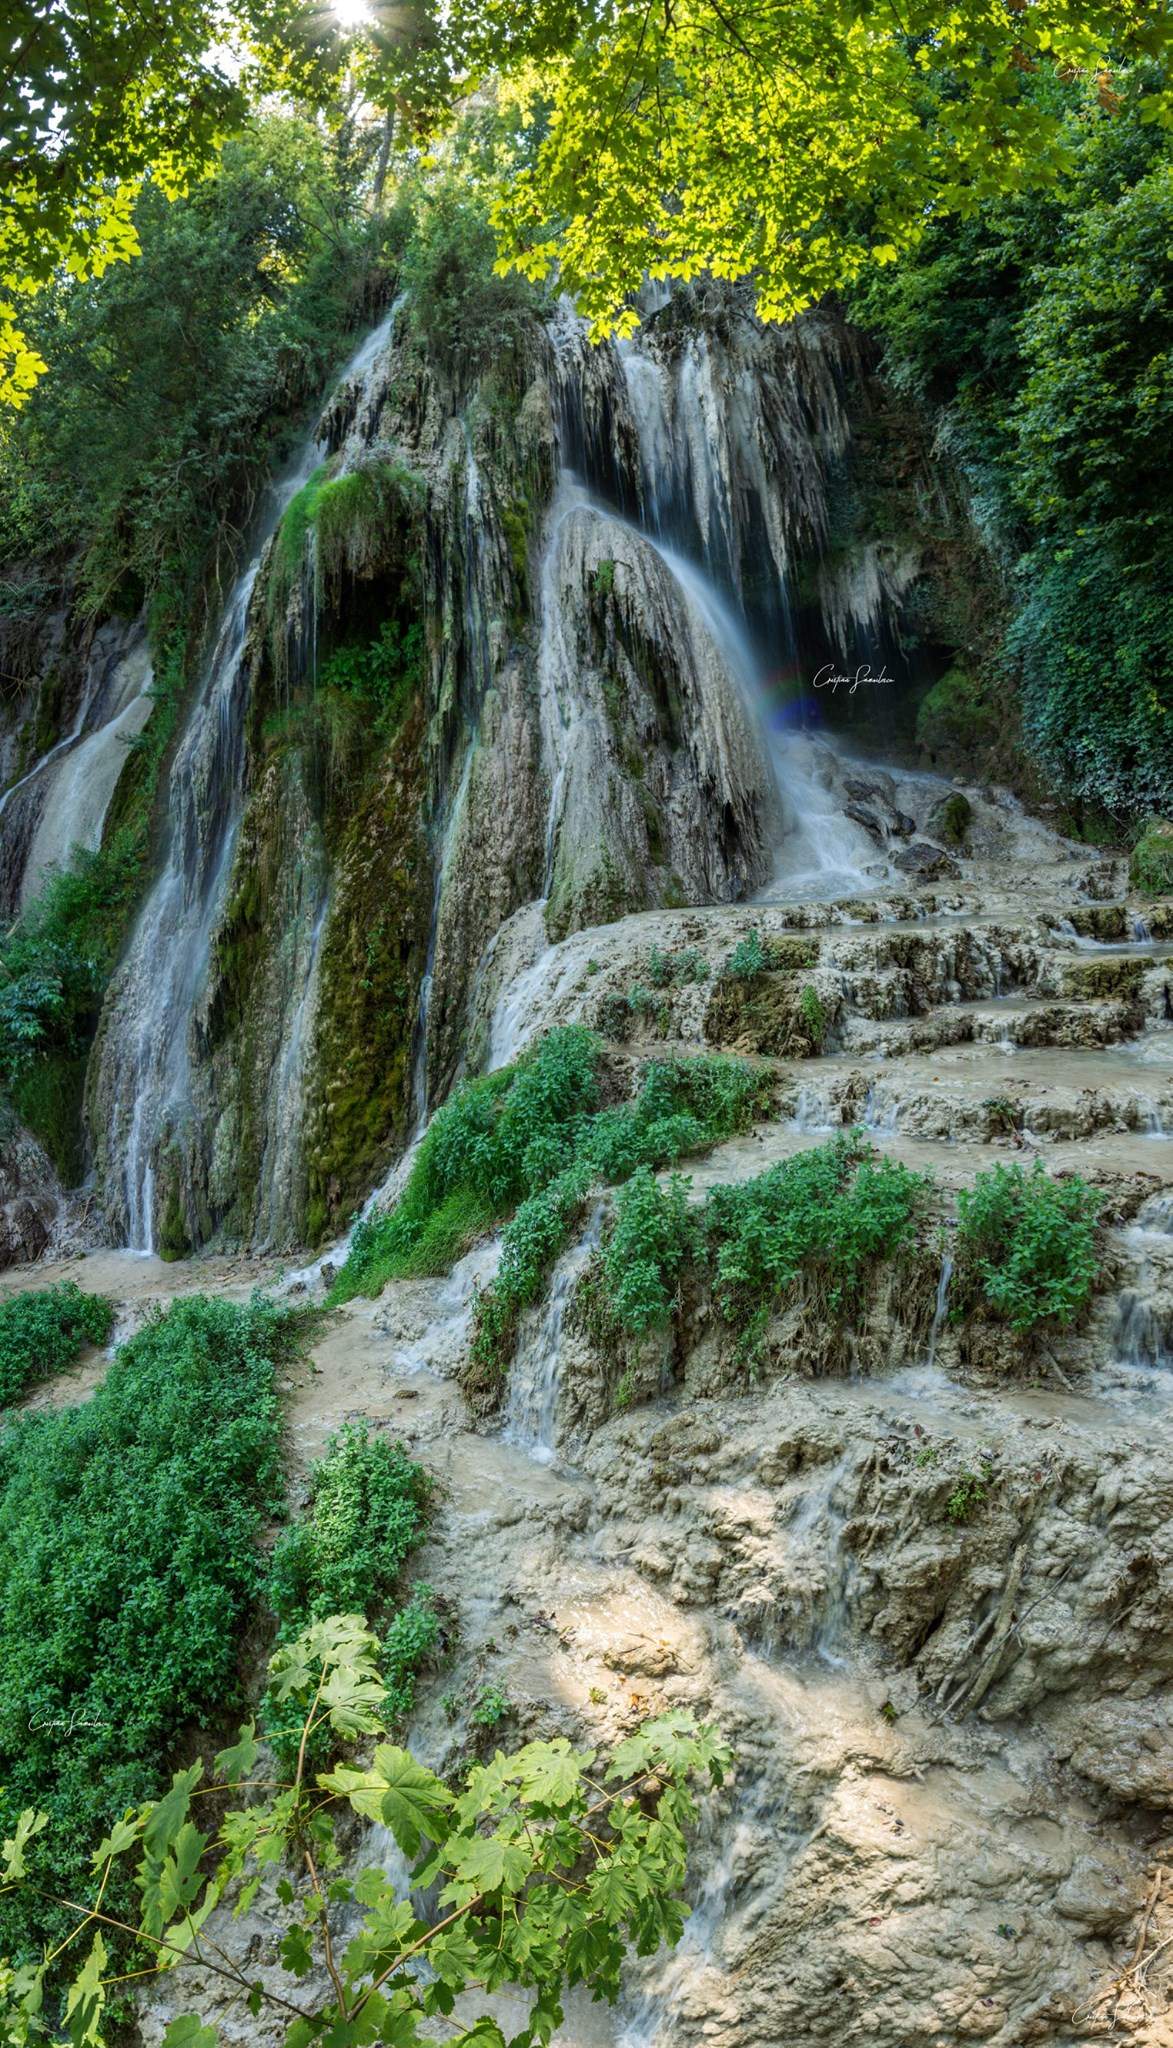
top-left (96, 313), bottom-right (400, 1251)
top-left (547, 305), bottom-right (882, 907)
top-left (502, 1206), bottom-right (603, 1462)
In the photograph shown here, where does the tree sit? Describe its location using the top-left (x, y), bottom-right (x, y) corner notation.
top-left (1, 0), bottom-right (250, 406)
top-left (0, 1614), bottom-right (730, 2048)
top-left (458, 0), bottom-right (1173, 334)
top-left (4, 1), bottom-right (1171, 410)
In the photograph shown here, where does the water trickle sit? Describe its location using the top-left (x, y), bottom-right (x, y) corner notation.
top-left (1133, 914), bottom-right (1153, 944)
top-left (788, 1083), bottom-right (837, 1135)
top-left (258, 892), bottom-right (330, 1247)
top-left (503, 1207), bottom-right (603, 1463)
top-left (861, 1081), bottom-right (900, 1137)
top-left (616, 1792), bottom-right (762, 2048)
top-left (926, 1252), bottom-right (954, 1368)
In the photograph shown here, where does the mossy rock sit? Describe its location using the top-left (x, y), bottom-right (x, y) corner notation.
top-left (1061, 957), bottom-right (1145, 1002)
top-left (915, 667), bottom-right (998, 763)
top-left (704, 973), bottom-right (830, 1057)
top-left (1131, 818), bottom-right (1173, 899)
top-left (926, 791), bottom-right (972, 849)
top-left (301, 702), bottom-right (432, 1240)
top-left (158, 1182), bottom-right (192, 1262)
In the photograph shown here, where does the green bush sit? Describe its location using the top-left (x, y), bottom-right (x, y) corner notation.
top-left (600, 1170), bottom-right (694, 1335)
top-left (269, 1422), bottom-right (431, 1630)
top-left (1131, 817), bottom-right (1173, 897)
top-left (0, 1283), bottom-right (113, 1407)
top-left (853, 92), bottom-right (1173, 817)
top-left (954, 1161), bottom-right (1101, 1333)
top-left (703, 1134), bottom-right (927, 1327)
top-left (335, 1032), bottom-right (767, 1311)
top-left (333, 1027), bottom-right (603, 1299)
top-left (401, 180), bottom-right (543, 381)
top-left (720, 930), bottom-right (771, 981)
top-left (0, 1293), bottom-right (290, 1961)
top-left (647, 944), bottom-right (708, 987)
top-left (267, 1424), bottom-right (436, 1752)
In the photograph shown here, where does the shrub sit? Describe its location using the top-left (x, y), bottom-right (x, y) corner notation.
top-left (945, 1461), bottom-right (996, 1524)
top-left (332, 1027), bottom-right (603, 1299)
top-left (0, 1283), bottom-right (113, 1406)
top-left (335, 1035), bottom-right (766, 1316)
top-left (401, 181), bottom-right (542, 381)
top-left (0, 1293), bottom-right (290, 1961)
top-left (468, 1161), bottom-right (593, 1381)
top-left (954, 1161), bottom-right (1101, 1333)
top-left (269, 1423), bottom-right (431, 1630)
top-left (600, 1170), bottom-right (694, 1335)
top-left (703, 1134), bottom-right (927, 1327)
top-left (799, 984), bottom-right (827, 1049)
top-left (721, 929), bottom-right (771, 980)
top-left (1131, 817), bottom-right (1173, 898)
top-left (647, 944), bottom-right (708, 987)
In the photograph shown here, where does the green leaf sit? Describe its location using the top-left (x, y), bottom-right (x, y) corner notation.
top-left (1, 1807), bottom-right (47, 1882)
top-left (214, 1721), bottom-right (259, 1786)
top-left (161, 2018), bottom-right (219, 2048)
top-left (144, 1764), bottom-right (203, 1860)
top-left (321, 1745), bottom-right (450, 1859)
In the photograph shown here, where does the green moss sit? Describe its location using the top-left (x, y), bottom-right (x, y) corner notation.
top-left (705, 971), bottom-right (832, 1057)
top-left (1131, 818), bottom-right (1173, 898)
top-left (927, 792), bottom-right (972, 848)
top-left (915, 666), bottom-right (998, 764)
top-left (1061, 957), bottom-right (1144, 1001)
top-left (158, 1180), bottom-right (192, 1263)
top-left (301, 701), bottom-right (432, 1240)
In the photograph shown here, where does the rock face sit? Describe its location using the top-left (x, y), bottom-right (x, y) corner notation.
top-left (0, 1118), bottom-right (59, 1269)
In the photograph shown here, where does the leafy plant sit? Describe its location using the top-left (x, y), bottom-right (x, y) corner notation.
top-left (945, 1460), bottom-right (996, 1523)
top-left (647, 944), bottom-right (708, 988)
top-left (954, 1161), bottom-right (1101, 1333)
top-left (799, 984), bottom-right (827, 1050)
top-left (269, 1424), bottom-right (431, 1631)
top-left (470, 1683), bottom-right (512, 1728)
top-left (0, 1294), bottom-right (291, 1964)
top-left (599, 1171), bottom-right (694, 1336)
top-left (703, 1134), bottom-right (927, 1327)
top-left (720, 930), bottom-right (772, 981)
top-left (0, 1284), bottom-right (113, 1407)
top-left (0, 1616), bottom-right (729, 2048)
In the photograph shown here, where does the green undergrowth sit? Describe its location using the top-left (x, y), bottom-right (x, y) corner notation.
top-left (332, 1027), bottom-right (768, 1311)
top-left (587, 1133), bottom-right (928, 1346)
top-left (953, 1160), bottom-right (1101, 1334)
top-left (266, 1423), bottom-right (438, 1763)
top-left (0, 1293), bottom-right (292, 1964)
top-left (0, 1283), bottom-right (113, 1407)
top-left (464, 1052), bottom-right (771, 1391)
top-left (578, 1140), bottom-right (1105, 1388)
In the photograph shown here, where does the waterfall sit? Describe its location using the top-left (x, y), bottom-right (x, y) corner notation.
top-left (502, 1206), bottom-right (603, 1463)
top-left (544, 307), bottom-right (881, 908)
top-left (257, 892), bottom-right (330, 1246)
top-left (96, 313), bottom-right (399, 1251)
top-left (19, 640), bottom-right (154, 909)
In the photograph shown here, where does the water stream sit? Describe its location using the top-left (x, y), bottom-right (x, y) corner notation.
top-left (502, 1206), bottom-right (604, 1463)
